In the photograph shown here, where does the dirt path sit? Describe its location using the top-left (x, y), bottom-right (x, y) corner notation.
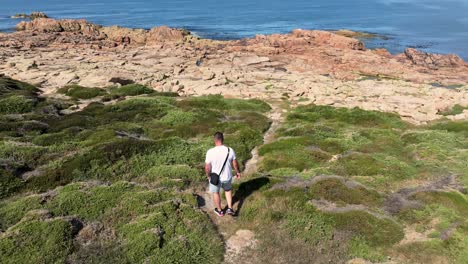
top-left (243, 101), bottom-right (286, 176)
top-left (198, 100), bottom-right (286, 263)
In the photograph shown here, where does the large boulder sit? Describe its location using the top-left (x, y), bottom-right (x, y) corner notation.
top-left (147, 26), bottom-right (189, 43)
top-left (235, 29), bottom-right (365, 51)
top-left (15, 18), bottom-right (101, 36)
top-left (404, 48), bottom-right (465, 68)
top-left (292, 29), bottom-right (365, 50)
top-left (100, 26), bottom-right (148, 44)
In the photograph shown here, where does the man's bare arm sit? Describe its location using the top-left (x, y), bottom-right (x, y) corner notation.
top-left (205, 163), bottom-right (211, 179)
top-left (232, 160), bottom-right (241, 178)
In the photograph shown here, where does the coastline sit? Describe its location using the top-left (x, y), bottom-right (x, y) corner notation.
top-left (0, 17), bottom-right (467, 124)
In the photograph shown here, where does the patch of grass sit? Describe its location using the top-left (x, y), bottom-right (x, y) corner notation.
top-left (428, 120), bottom-right (468, 134)
top-left (159, 109), bottom-right (197, 126)
top-left (0, 169), bottom-right (24, 200)
top-left (287, 105), bottom-right (406, 129)
top-left (410, 191), bottom-right (468, 217)
top-left (109, 84), bottom-right (154, 97)
top-left (347, 237), bottom-right (386, 262)
top-left (327, 210), bottom-right (404, 246)
top-left (0, 181), bottom-right (223, 263)
top-left (438, 104), bottom-right (468, 116)
top-left (0, 216), bottom-right (74, 264)
top-left (177, 95), bottom-right (271, 113)
top-left (0, 195), bottom-right (42, 231)
top-left (308, 178), bottom-right (383, 207)
top-left (0, 95), bottom-right (36, 114)
top-left (135, 164), bottom-right (202, 188)
top-left (57, 84), bottom-right (106, 100)
top-left (0, 76), bottom-right (38, 96)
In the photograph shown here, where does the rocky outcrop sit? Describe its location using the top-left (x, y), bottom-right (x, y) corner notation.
top-left (16, 18), bottom-right (102, 36)
top-left (100, 25), bottom-right (188, 44)
top-left (15, 18), bottom-right (188, 45)
top-left (404, 48), bottom-right (465, 68)
top-left (11, 12), bottom-right (48, 20)
top-left (1, 18), bottom-right (467, 124)
top-left (233, 29), bottom-right (365, 51)
top-left (99, 26), bottom-right (148, 44)
top-left (292, 29), bottom-right (365, 50)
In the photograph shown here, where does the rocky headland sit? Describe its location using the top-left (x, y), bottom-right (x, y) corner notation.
top-left (10, 12), bottom-right (49, 20)
top-left (0, 18), bottom-right (467, 123)
top-left (1, 17), bottom-right (467, 264)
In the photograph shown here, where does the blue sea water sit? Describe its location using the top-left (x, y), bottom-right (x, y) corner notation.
top-left (1, 0), bottom-right (467, 59)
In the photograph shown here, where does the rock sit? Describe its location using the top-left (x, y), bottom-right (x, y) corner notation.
top-left (373, 48), bottom-right (392, 57)
top-left (16, 18), bottom-right (61, 32)
top-left (100, 26), bottom-right (147, 44)
top-left (76, 222), bottom-right (104, 244)
top-left (11, 12), bottom-right (48, 20)
top-left (346, 258), bottom-right (373, 264)
top-left (16, 18), bottom-right (102, 35)
top-left (404, 48), bottom-right (465, 68)
top-left (14, 18), bottom-right (186, 45)
top-left (332, 29), bottom-right (384, 39)
top-left (225, 230), bottom-right (257, 262)
top-left (234, 29), bottom-right (365, 51)
top-left (147, 26), bottom-right (188, 43)
top-left (232, 55), bottom-right (270, 66)
top-left (293, 30), bottom-right (365, 50)
top-left (202, 70), bottom-right (216, 80)
top-left (173, 66), bottom-right (184, 75)
top-left (109, 77), bottom-right (134, 85)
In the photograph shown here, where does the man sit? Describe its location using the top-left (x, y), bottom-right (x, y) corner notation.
top-left (205, 132), bottom-right (241, 217)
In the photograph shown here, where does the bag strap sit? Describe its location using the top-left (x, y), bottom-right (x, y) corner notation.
top-left (218, 147), bottom-right (230, 175)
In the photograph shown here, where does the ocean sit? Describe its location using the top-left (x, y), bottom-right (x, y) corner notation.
top-left (1, 0), bottom-right (467, 59)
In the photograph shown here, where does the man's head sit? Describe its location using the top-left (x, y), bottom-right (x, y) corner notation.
top-left (213, 131), bottom-right (224, 145)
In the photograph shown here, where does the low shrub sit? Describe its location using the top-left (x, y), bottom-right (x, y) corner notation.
top-left (0, 95), bottom-right (36, 114)
top-left (57, 85), bottom-right (106, 100)
top-left (0, 217), bottom-right (74, 263)
top-left (109, 84), bottom-right (154, 97)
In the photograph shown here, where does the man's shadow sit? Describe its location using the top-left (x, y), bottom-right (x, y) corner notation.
top-left (231, 177), bottom-right (270, 216)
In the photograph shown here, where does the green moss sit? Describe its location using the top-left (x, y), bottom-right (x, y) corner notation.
top-left (284, 207), bottom-right (335, 244)
top-left (109, 84), bottom-right (154, 97)
top-left (347, 237), bottom-right (386, 262)
top-left (0, 170), bottom-right (24, 200)
top-left (331, 153), bottom-right (385, 176)
top-left (410, 191), bottom-right (468, 217)
top-left (287, 105), bottom-right (407, 129)
top-left (46, 182), bottom-right (134, 221)
top-left (0, 141), bottom-right (48, 168)
top-left (327, 210), bottom-right (404, 246)
top-left (438, 104), bottom-right (468, 116)
top-left (428, 120), bottom-right (468, 134)
top-left (0, 195), bottom-right (42, 231)
top-left (177, 95), bottom-right (271, 113)
top-left (136, 164), bottom-right (201, 188)
top-left (260, 144), bottom-right (330, 172)
top-left (58, 84), bottom-right (106, 100)
top-left (308, 178), bottom-right (383, 206)
top-left (268, 167), bottom-right (302, 177)
top-left (0, 217), bottom-right (74, 264)
top-left (159, 110), bottom-right (197, 126)
top-left (0, 76), bottom-right (39, 96)
top-left (120, 203), bottom-right (223, 263)
top-left (0, 95), bottom-right (36, 114)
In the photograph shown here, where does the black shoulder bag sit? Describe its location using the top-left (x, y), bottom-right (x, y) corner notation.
top-left (209, 147), bottom-right (230, 185)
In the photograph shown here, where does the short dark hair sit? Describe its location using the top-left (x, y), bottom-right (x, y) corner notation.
top-left (214, 132), bottom-right (224, 142)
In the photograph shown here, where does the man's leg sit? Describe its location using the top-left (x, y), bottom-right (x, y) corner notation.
top-left (223, 180), bottom-right (233, 209)
top-left (225, 190), bottom-right (233, 209)
top-left (209, 181), bottom-right (222, 210)
top-left (213, 192), bottom-right (222, 210)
